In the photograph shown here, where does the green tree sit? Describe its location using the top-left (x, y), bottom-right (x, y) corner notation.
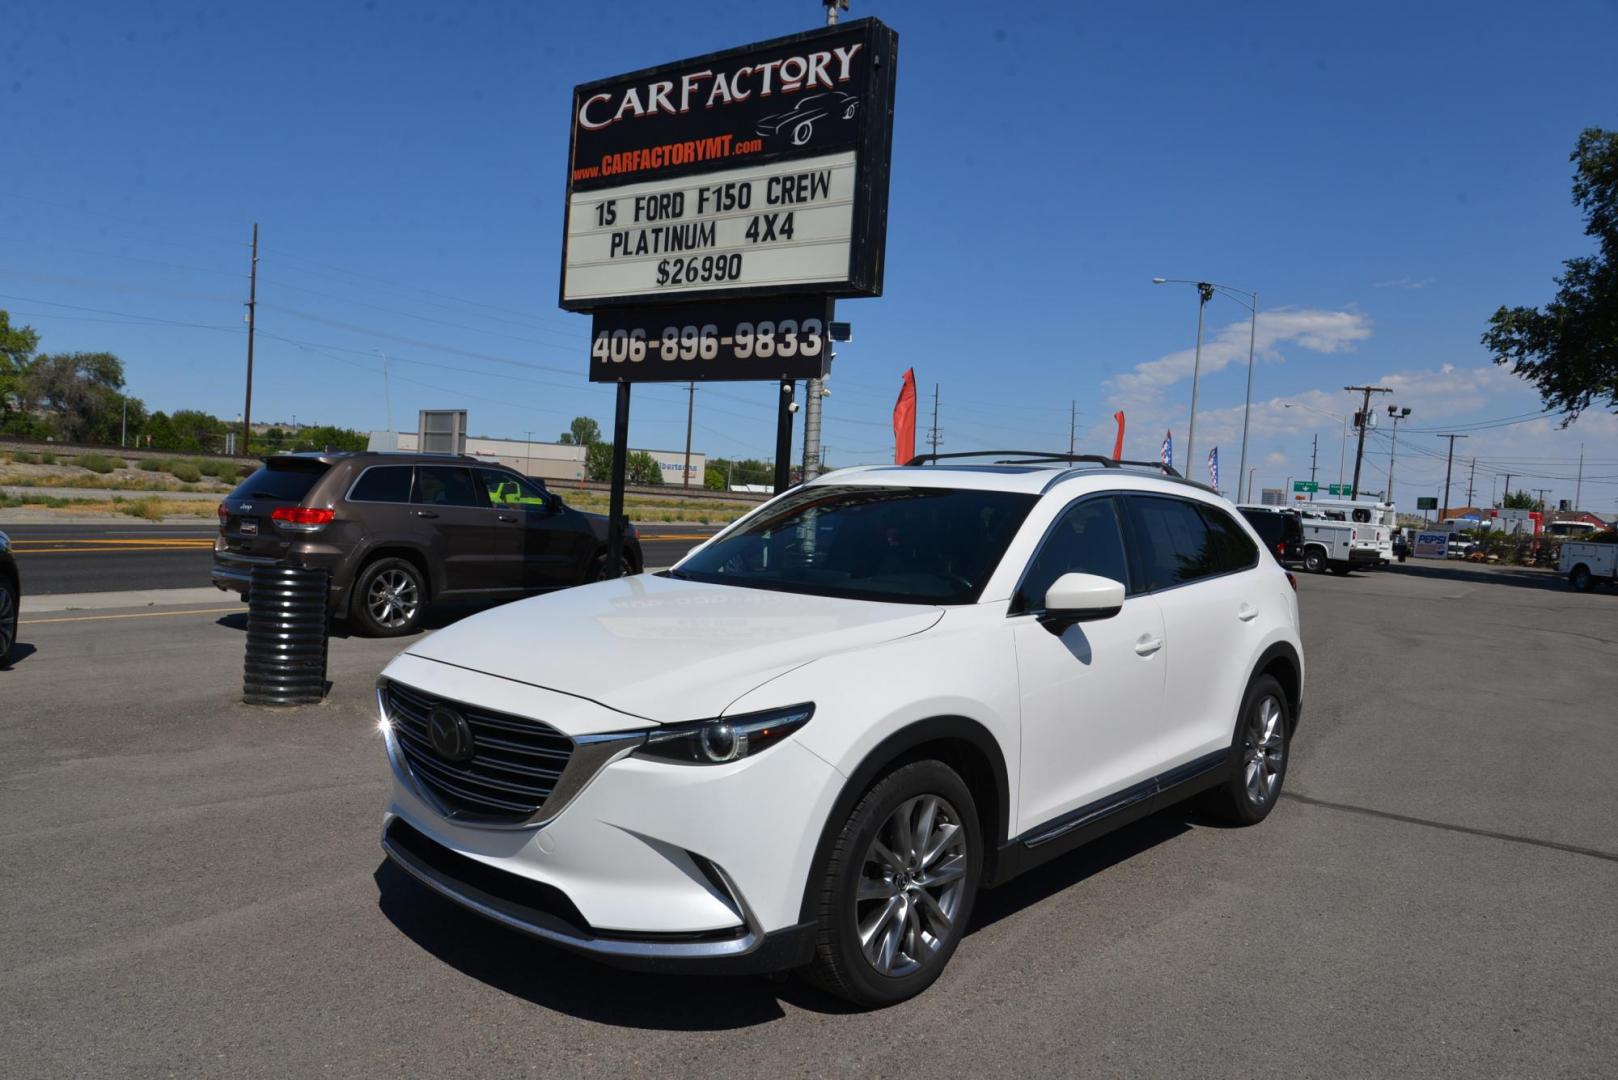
top-left (19, 351), bottom-right (132, 443)
top-left (627, 450), bottom-right (664, 485)
top-left (559, 416), bottom-right (602, 446)
top-left (0, 310), bottom-right (41, 431)
top-left (292, 425), bottom-right (367, 452)
top-left (146, 409), bottom-right (228, 453)
top-left (1502, 489), bottom-right (1538, 509)
top-left (584, 441), bottom-right (613, 481)
top-left (703, 464), bottom-right (727, 491)
top-left (1483, 128), bottom-right (1618, 420)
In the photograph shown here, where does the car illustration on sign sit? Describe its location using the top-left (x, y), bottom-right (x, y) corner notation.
top-left (756, 91), bottom-right (859, 146)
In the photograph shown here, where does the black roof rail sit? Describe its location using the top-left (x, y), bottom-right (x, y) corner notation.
top-left (904, 450), bottom-right (1183, 478)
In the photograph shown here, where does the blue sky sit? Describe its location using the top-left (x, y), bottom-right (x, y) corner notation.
top-left (5, 0), bottom-right (1617, 510)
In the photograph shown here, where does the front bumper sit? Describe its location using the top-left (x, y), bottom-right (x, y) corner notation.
top-left (376, 660), bottom-right (842, 972)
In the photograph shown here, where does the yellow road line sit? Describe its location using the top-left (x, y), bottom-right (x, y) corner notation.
top-left (21, 606), bottom-right (244, 626)
top-left (12, 546), bottom-right (214, 555)
top-left (12, 538), bottom-right (213, 545)
top-left (641, 532), bottom-right (715, 541)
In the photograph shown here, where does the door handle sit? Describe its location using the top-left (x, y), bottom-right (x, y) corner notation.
top-left (1134, 635), bottom-right (1163, 657)
top-left (497, 514), bottom-right (518, 523)
top-left (1237, 603), bottom-right (1259, 622)
top-left (413, 510), bottom-right (439, 519)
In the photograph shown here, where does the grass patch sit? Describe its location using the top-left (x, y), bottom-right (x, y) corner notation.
top-left (169, 463), bottom-right (202, 483)
top-left (116, 497), bottom-right (166, 520)
top-left (12, 451), bottom-right (39, 464)
top-left (75, 452), bottom-right (121, 474)
top-left (137, 457), bottom-right (167, 472)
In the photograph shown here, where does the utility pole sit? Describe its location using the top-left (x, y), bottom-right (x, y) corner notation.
top-left (1068, 400), bottom-right (1077, 456)
top-left (1344, 384), bottom-right (1392, 498)
top-left (1309, 434), bottom-right (1318, 483)
top-left (1436, 433), bottom-right (1468, 521)
top-left (120, 396), bottom-right (127, 448)
top-left (1465, 457), bottom-right (1476, 508)
top-left (683, 382), bottom-right (695, 489)
top-left (1500, 473), bottom-right (1513, 508)
top-left (1575, 443), bottom-right (1584, 511)
top-left (524, 431), bottom-right (533, 475)
top-left (1385, 405), bottom-right (1411, 504)
top-left (1534, 488), bottom-right (1551, 512)
top-left (928, 383), bottom-right (942, 456)
top-left (242, 222), bottom-right (258, 458)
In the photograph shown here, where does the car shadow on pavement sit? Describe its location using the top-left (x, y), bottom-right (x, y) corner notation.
top-left (372, 861), bottom-right (796, 1029)
top-left (372, 808), bottom-right (1201, 1026)
top-left (1382, 561), bottom-right (1566, 592)
top-left (215, 600), bottom-right (511, 639)
top-left (1, 641), bottom-right (37, 669)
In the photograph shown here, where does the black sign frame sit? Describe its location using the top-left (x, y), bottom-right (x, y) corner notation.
top-left (588, 298), bottom-right (834, 383)
top-left (559, 18), bottom-right (898, 312)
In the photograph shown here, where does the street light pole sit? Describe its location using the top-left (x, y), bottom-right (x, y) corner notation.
top-left (1236, 291), bottom-right (1257, 502)
top-left (1153, 278), bottom-right (1258, 494)
top-left (1186, 282), bottom-right (1213, 467)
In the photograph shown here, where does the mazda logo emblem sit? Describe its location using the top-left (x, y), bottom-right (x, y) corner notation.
top-left (428, 706), bottom-right (475, 763)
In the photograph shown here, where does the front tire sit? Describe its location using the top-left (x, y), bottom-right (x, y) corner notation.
top-left (804, 760), bottom-right (981, 1008)
top-left (349, 557), bottom-right (426, 637)
top-left (588, 550), bottom-right (634, 582)
top-left (1304, 548), bottom-right (1326, 574)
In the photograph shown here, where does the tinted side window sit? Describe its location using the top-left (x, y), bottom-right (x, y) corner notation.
top-left (1015, 497), bottom-right (1131, 612)
top-left (1128, 496), bottom-right (1219, 590)
top-left (476, 468), bottom-right (548, 507)
top-left (413, 466), bottom-right (482, 508)
top-left (348, 465), bottom-right (413, 504)
top-left (1241, 511), bottom-right (1284, 547)
top-left (1200, 505), bottom-right (1260, 572)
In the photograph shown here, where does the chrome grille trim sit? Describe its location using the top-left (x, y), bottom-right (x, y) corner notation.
top-left (378, 677), bottom-right (646, 831)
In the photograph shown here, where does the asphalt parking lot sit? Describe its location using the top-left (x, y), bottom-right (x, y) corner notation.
top-left (2, 563), bottom-right (1614, 1078)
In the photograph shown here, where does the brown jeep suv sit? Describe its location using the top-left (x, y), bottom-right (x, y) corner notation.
top-left (211, 452), bottom-right (641, 636)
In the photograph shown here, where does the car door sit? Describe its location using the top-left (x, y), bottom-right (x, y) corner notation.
top-left (1125, 495), bottom-right (1265, 768)
top-left (475, 469), bottom-right (577, 590)
top-left (412, 465), bottom-right (521, 594)
top-left (1008, 494), bottom-right (1169, 835)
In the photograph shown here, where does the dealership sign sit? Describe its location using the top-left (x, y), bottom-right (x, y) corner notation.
top-left (560, 19), bottom-right (897, 311)
top-left (1413, 531), bottom-right (1450, 558)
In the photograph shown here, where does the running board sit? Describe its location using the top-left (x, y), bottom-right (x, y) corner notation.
top-left (986, 750), bottom-right (1230, 887)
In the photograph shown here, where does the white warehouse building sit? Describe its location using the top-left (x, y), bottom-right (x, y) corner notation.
top-left (367, 430), bottom-right (705, 487)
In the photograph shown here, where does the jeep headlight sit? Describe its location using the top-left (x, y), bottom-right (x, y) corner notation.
top-left (633, 703), bottom-right (815, 765)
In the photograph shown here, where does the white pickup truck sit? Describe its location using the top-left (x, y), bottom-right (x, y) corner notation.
top-left (1298, 517), bottom-right (1382, 575)
top-left (1560, 539), bottom-right (1618, 591)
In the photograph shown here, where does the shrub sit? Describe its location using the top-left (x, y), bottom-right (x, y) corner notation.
top-left (169, 463), bottom-right (202, 483)
top-left (137, 458), bottom-right (167, 472)
top-left (39, 451), bottom-right (56, 465)
top-left (11, 451), bottom-right (38, 464)
top-left (76, 453), bottom-right (119, 474)
top-left (119, 497), bottom-right (165, 520)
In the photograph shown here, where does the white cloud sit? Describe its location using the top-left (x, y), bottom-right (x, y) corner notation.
top-left (1373, 277), bottom-right (1436, 290)
top-left (1109, 308), bottom-right (1372, 407)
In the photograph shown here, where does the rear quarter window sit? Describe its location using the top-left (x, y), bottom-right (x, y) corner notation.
top-left (229, 461), bottom-right (330, 503)
top-left (348, 465), bottom-right (414, 503)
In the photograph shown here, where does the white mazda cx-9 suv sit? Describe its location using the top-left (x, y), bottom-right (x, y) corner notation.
top-left (376, 454), bottom-right (1304, 1007)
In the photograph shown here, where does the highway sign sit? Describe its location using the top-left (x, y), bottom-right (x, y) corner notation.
top-left (1293, 480), bottom-right (1318, 493)
top-left (1416, 496), bottom-right (1438, 510)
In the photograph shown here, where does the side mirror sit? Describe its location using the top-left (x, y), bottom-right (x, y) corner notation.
top-left (1040, 573), bottom-right (1125, 630)
top-left (546, 493), bottom-right (564, 514)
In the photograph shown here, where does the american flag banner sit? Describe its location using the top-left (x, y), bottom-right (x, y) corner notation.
top-left (1208, 447), bottom-right (1220, 489)
top-left (1160, 430), bottom-right (1173, 471)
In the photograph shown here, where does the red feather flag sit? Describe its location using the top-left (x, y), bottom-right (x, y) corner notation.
top-left (893, 368), bottom-right (918, 464)
top-left (1112, 410), bottom-right (1126, 460)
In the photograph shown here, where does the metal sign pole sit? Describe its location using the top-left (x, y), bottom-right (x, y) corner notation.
top-left (606, 382), bottom-right (631, 578)
top-left (774, 380), bottom-right (796, 494)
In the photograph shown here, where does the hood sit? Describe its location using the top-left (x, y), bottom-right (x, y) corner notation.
top-left (404, 574), bottom-right (943, 721)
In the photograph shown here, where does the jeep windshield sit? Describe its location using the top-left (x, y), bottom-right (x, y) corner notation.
top-left (669, 485), bottom-right (1037, 604)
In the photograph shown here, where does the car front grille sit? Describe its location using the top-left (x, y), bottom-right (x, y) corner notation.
top-left (384, 681), bottom-right (574, 824)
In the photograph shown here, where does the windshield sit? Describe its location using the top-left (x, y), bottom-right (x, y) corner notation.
top-left (671, 485), bottom-right (1037, 605)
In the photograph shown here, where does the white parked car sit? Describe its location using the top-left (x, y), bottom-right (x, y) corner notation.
top-left (376, 454), bottom-right (1305, 1007)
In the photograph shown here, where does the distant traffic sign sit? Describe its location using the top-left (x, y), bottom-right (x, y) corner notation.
top-left (1327, 483), bottom-right (1355, 496)
top-left (1293, 480), bottom-right (1318, 493)
top-left (1416, 496), bottom-right (1438, 510)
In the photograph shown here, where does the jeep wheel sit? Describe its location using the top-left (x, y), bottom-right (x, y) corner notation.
top-left (350, 558), bottom-right (426, 637)
top-left (804, 760), bottom-right (981, 1008)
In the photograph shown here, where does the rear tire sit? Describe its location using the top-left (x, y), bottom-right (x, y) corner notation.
top-left (1303, 548), bottom-right (1326, 574)
top-left (0, 575), bottom-right (16, 664)
top-left (1569, 565), bottom-right (1593, 592)
top-left (588, 550), bottom-right (634, 582)
top-left (803, 760), bottom-right (981, 1009)
top-left (1200, 674), bottom-right (1291, 826)
top-left (1329, 562), bottom-right (1351, 576)
top-left (349, 558), bottom-right (426, 637)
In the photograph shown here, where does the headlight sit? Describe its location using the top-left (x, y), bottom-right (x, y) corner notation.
top-left (634, 703), bottom-right (815, 765)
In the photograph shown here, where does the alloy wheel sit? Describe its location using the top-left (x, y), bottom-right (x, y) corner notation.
top-left (855, 794), bottom-right (969, 978)
top-left (367, 569), bottom-right (419, 629)
top-left (1243, 695), bottom-right (1286, 807)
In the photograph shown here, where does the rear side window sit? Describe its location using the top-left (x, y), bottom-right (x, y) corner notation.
top-left (1199, 505), bottom-right (1260, 572)
top-left (413, 466), bottom-right (483, 508)
top-left (348, 465), bottom-right (413, 504)
top-left (1242, 511), bottom-right (1285, 547)
top-left (1127, 495), bottom-right (1218, 590)
top-left (477, 468), bottom-right (548, 507)
top-left (1015, 497), bottom-right (1132, 611)
top-left (230, 460), bottom-right (329, 503)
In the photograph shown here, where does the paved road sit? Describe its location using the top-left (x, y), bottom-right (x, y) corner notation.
top-left (2, 563), bottom-right (1613, 1078)
top-left (3, 522), bottom-right (722, 595)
